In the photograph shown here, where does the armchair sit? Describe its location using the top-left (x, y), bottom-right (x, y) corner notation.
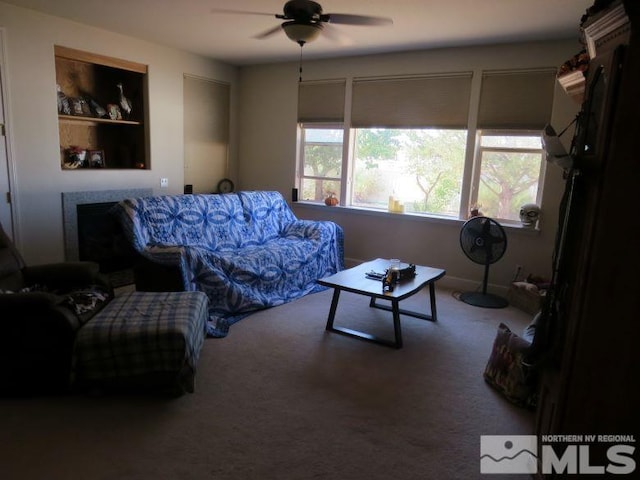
top-left (0, 222), bottom-right (113, 395)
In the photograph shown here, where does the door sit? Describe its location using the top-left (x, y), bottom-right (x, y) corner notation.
top-left (183, 75), bottom-right (230, 194)
top-left (0, 30), bottom-right (14, 238)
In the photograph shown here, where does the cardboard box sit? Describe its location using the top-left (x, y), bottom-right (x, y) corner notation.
top-left (508, 282), bottom-right (545, 315)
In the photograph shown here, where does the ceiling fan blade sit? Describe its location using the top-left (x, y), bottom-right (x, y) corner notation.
top-left (210, 8), bottom-right (276, 17)
top-left (321, 24), bottom-right (354, 45)
top-left (324, 13), bottom-right (393, 26)
top-left (253, 25), bottom-right (284, 40)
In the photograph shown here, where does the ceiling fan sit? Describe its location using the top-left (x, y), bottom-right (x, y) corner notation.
top-left (211, 0), bottom-right (393, 46)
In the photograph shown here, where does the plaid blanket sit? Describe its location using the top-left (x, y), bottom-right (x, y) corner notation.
top-left (74, 291), bottom-right (208, 393)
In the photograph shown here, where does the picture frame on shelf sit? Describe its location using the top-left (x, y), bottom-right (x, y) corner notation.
top-left (89, 150), bottom-right (106, 168)
top-left (62, 146), bottom-right (87, 169)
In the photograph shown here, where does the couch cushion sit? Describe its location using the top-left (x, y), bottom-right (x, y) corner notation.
top-left (237, 190), bottom-right (297, 244)
top-left (116, 194), bottom-right (248, 251)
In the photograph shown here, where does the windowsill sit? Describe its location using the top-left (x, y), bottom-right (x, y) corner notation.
top-left (291, 201), bottom-right (542, 234)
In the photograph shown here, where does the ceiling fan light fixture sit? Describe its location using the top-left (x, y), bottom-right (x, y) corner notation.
top-left (282, 21), bottom-right (322, 45)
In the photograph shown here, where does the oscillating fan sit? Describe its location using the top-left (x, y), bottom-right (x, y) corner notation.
top-left (459, 216), bottom-right (508, 308)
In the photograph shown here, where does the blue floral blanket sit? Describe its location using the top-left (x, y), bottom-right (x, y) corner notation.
top-left (113, 191), bottom-right (344, 337)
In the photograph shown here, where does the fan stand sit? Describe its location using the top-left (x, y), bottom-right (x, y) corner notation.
top-left (460, 262), bottom-right (508, 309)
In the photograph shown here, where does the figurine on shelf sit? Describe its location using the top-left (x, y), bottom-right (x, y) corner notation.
top-left (79, 97), bottom-right (92, 116)
top-left (469, 203), bottom-right (483, 218)
top-left (84, 95), bottom-right (107, 118)
top-left (57, 84), bottom-right (71, 115)
top-left (117, 82), bottom-right (132, 119)
top-left (107, 104), bottom-right (122, 120)
top-left (519, 203), bottom-right (541, 228)
top-left (71, 97), bottom-right (84, 116)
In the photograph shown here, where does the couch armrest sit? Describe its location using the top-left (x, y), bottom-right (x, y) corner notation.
top-left (24, 262), bottom-right (114, 298)
top-left (23, 261), bottom-right (102, 287)
top-left (0, 290), bottom-right (61, 308)
top-left (282, 220), bottom-right (332, 240)
top-left (0, 292), bottom-right (82, 332)
top-left (134, 247), bottom-right (187, 292)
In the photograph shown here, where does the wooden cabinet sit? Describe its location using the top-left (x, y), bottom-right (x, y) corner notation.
top-left (534, 0), bottom-right (639, 472)
top-left (55, 46), bottom-right (148, 170)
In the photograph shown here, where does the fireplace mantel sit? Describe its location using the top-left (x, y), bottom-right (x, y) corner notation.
top-left (62, 189), bottom-right (152, 261)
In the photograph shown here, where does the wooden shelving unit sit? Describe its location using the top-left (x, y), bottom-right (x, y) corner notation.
top-left (556, 50), bottom-right (589, 104)
top-left (535, 0), bottom-right (638, 463)
top-left (557, 70), bottom-right (586, 104)
top-left (55, 46), bottom-right (149, 170)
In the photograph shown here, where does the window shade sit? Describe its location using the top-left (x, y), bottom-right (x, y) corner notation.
top-left (351, 73), bottom-right (473, 128)
top-left (478, 69), bottom-right (556, 130)
top-left (184, 75), bottom-right (230, 194)
top-left (298, 80), bottom-right (346, 122)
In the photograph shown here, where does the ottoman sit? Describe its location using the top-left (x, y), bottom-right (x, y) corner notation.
top-left (74, 291), bottom-right (208, 395)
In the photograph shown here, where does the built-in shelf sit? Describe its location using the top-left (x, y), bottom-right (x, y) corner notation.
top-left (58, 115), bottom-right (143, 127)
top-left (55, 46), bottom-right (149, 170)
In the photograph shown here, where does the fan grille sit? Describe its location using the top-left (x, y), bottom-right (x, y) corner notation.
top-left (460, 216), bottom-right (507, 265)
top-left (458, 216), bottom-right (508, 309)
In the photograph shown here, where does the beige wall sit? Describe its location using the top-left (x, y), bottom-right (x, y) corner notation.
top-left (1, 0), bottom-right (581, 293)
top-left (0, 2), bottom-right (238, 264)
top-left (237, 41), bottom-right (581, 292)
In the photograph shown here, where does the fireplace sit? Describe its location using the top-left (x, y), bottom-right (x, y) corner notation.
top-left (62, 189), bottom-right (153, 287)
top-left (76, 202), bottom-right (134, 285)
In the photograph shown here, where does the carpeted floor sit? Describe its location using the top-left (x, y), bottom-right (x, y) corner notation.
top-left (1, 286), bottom-right (536, 479)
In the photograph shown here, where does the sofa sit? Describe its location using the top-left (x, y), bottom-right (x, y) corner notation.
top-left (0, 221), bottom-right (113, 395)
top-left (113, 191), bottom-right (345, 337)
top-left (1, 220), bottom-right (209, 396)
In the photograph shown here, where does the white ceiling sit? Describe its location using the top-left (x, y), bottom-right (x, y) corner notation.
top-left (4, 0), bottom-right (593, 65)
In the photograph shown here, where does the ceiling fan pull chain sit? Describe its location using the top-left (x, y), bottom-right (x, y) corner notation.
top-left (298, 44), bottom-right (304, 82)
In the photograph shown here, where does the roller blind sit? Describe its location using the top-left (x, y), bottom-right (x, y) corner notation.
top-left (478, 69), bottom-right (556, 130)
top-left (184, 75), bottom-right (230, 194)
top-left (298, 80), bottom-right (346, 122)
top-left (351, 73), bottom-right (473, 128)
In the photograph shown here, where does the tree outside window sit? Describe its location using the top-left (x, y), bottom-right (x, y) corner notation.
top-left (474, 133), bottom-right (544, 221)
top-left (299, 125), bottom-right (545, 224)
top-left (352, 128), bottom-right (466, 217)
top-left (300, 127), bottom-right (342, 202)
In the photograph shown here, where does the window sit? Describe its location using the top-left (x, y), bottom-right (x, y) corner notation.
top-left (299, 124), bottom-right (546, 223)
top-left (299, 125), bottom-right (343, 202)
top-left (471, 132), bottom-right (545, 222)
top-left (297, 69), bottom-right (555, 224)
top-left (352, 128), bottom-right (466, 217)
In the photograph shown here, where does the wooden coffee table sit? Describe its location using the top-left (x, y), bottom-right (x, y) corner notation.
top-left (318, 258), bottom-right (446, 348)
